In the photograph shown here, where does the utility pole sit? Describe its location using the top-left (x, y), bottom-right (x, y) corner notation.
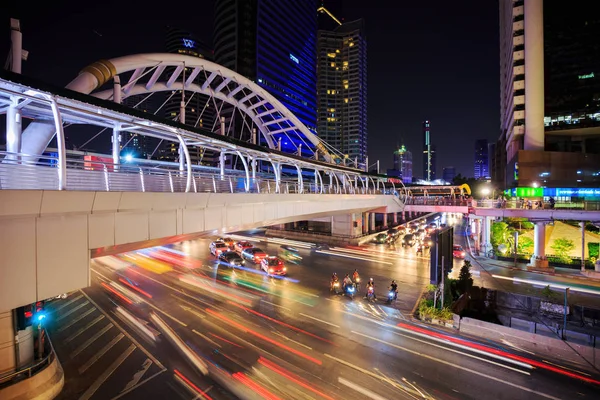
top-left (563, 288), bottom-right (570, 340)
top-left (440, 255), bottom-right (445, 308)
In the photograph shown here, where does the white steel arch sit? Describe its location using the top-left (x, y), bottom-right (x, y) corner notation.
top-left (20, 53), bottom-right (335, 163)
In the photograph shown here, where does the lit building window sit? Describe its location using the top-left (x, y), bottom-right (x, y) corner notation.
top-left (330, 62), bottom-right (335, 67)
top-left (349, 42), bottom-right (354, 47)
top-left (327, 53), bottom-right (336, 58)
top-left (344, 98), bottom-right (349, 103)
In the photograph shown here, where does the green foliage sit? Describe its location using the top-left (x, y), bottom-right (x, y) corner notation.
top-left (541, 285), bottom-right (556, 299)
top-left (418, 299), bottom-right (453, 321)
top-left (589, 242), bottom-right (599, 260)
top-left (457, 260), bottom-right (474, 294)
top-left (550, 237), bottom-right (575, 263)
top-left (426, 284), bottom-right (437, 294)
top-left (491, 222), bottom-right (516, 252)
top-left (517, 236), bottom-right (534, 255)
top-left (505, 217), bottom-right (534, 230)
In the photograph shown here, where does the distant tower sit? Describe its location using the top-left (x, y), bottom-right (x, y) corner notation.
top-left (422, 120), bottom-right (436, 180)
top-left (474, 139), bottom-right (489, 179)
top-left (393, 144), bottom-right (412, 184)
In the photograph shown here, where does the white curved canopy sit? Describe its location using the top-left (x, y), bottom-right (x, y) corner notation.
top-left (66, 53), bottom-right (333, 162)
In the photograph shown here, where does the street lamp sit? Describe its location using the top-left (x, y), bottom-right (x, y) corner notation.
top-left (481, 187), bottom-right (491, 198)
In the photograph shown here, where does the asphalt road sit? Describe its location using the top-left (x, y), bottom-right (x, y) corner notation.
top-left (44, 221), bottom-right (600, 400)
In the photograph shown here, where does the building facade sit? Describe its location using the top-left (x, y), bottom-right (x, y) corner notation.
top-left (442, 166), bottom-right (456, 183)
top-left (214, 0), bottom-right (318, 140)
top-left (474, 139), bottom-right (489, 179)
top-left (497, 0), bottom-right (600, 189)
top-left (422, 120), bottom-right (436, 181)
top-left (317, 8), bottom-right (368, 165)
top-left (392, 144), bottom-right (412, 184)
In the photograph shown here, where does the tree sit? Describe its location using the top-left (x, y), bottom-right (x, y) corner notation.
top-left (457, 260), bottom-right (474, 294)
top-left (550, 237), bottom-right (575, 263)
top-left (491, 221), bottom-right (515, 251)
top-left (517, 236), bottom-right (534, 255)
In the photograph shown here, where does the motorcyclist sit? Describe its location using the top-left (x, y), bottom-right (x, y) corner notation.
top-left (331, 273), bottom-right (339, 290)
top-left (365, 278), bottom-right (376, 299)
top-left (389, 280), bottom-right (398, 300)
top-left (343, 274), bottom-right (353, 290)
top-left (352, 269), bottom-right (360, 283)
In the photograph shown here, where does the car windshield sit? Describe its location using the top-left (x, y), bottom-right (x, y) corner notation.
top-left (454, 245), bottom-right (463, 251)
top-left (216, 243), bottom-right (227, 248)
top-left (268, 258), bottom-right (280, 266)
top-left (251, 248), bottom-right (265, 254)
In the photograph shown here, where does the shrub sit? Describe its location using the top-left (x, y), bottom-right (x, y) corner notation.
top-left (550, 238), bottom-right (575, 263)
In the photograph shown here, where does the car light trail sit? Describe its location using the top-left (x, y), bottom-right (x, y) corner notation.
top-left (258, 357), bottom-right (335, 400)
top-left (118, 278), bottom-right (153, 298)
top-left (491, 275), bottom-right (600, 296)
top-left (174, 369), bottom-right (213, 400)
top-left (315, 249), bottom-right (393, 264)
top-left (205, 308), bottom-right (322, 365)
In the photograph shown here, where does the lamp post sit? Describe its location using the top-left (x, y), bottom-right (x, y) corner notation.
top-left (37, 313), bottom-right (46, 359)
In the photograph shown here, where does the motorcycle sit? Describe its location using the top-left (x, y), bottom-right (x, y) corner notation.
top-left (365, 285), bottom-right (375, 301)
top-left (331, 280), bottom-right (342, 295)
top-left (344, 283), bottom-right (356, 299)
top-left (386, 290), bottom-right (397, 304)
top-left (352, 276), bottom-right (361, 290)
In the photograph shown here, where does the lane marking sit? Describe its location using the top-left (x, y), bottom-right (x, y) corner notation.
top-left (80, 290), bottom-right (165, 370)
top-left (57, 301), bottom-right (90, 321)
top-left (387, 330), bottom-right (530, 375)
top-left (192, 329), bottom-right (222, 348)
top-left (57, 307), bottom-right (96, 333)
top-left (349, 331), bottom-right (561, 400)
top-left (52, 294), bottom-right (84, 313)
top-left (70, 323), bottom-right (113, 359)
top-left (262, 300), bottom-right (291, 311)
top-left (315, 249), bottom-right (393, 265)
top-left (79, 333), bottom-right (125, 374)
top-left (78, 344), bottom-right (136, 400)
top-left (64, 315), bottom-right (105, 344)
top-left (338, 377), bottom-right (388, 400)
top-left (299, 313), bottom-right (339, 328)
top-left (271, 331), bottom-right (313, 350)
top-left (121, 359), bottom-right (152, 393)
top-left (111, 369), bottom-right (166, 400)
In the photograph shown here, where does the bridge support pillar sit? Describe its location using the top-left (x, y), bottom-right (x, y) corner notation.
top-left (472, 217), bottom-right (481, 252)
top-left (0, 309), bottom-right (34, 378)
top-left (370, 212), bottom-right (376, 232)
top-left (382, 214), bottom-right (388, 229)
top-left (482, 216), bottom-right (492, 251)
top-left (393, 212), bottom-right (398, 226)
top-left (6, 99), bottom-right (22, 161)
top-left (401, 211), bottom-right (406, 221)
top-left (219, 151), bottom-right (225, 178)
top-left (580, 221), bottom-right (586, 272)
top-left (332, 213), bottom-right (362, 238)
top-left (111, 128), bottom-right (120, 170)
top-left (534, 221), bottom-right (546, 259)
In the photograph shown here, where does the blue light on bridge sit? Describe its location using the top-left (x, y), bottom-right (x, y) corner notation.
top-left (289, 54), bottom-right (299, 64)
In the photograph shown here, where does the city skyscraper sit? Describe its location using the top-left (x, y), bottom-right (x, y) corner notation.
top-left (422, 120), bottom-right (436, 181)
top-left (317, 7), bottom-right (368, 165)
top-left (474, 139), bottom-right (489, 179)
top-left (214, 0), bottom-right (318, 140)
top-left (497, 0), bottom-right (600, 188)
top-left (393, 144), bottom-right (412, 184)
top-left (442, 166), bottom-right (456, 183)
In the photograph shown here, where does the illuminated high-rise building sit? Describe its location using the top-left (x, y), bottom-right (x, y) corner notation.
top-left (214, 0), bottom-right (318, 141)
top-left (393, 145), bottom-right (412, 184)
top-left (474, 139), bottom-right (489, 179)
top-left (422, 120), bottom-right (436, 181)
top-left (497, 0), bottom-right (600, 188)
top-left (317, 6), bottom-right (368, 165)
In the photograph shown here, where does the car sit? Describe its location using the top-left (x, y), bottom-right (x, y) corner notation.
top-left (210, 241), bottom-right (229, 256)
top-left (402, 234), bottom-right (415, 247)
top-left (387, 228), bottom-right (400, 238)
top-left (261, 256), bottom-right (287, 276)
top-left (218, 251), bottom-right (245, 267)
top-left (241, 247), bottom-right (268, 264)
top-left (217, 237), bottom-right (235, 249)
top-left (453, 245), bottom-right (466, 259)
top-left (374, 233), bottom-right (388, 244)
top-left (234, 241), bottom-right (253, 253)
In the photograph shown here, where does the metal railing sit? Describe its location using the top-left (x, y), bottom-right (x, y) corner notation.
top-left (473, 199), bottom-right (600, 211)
top-left (404, 198), bottom-right (471, 207)
top-left (0, 334), bottom-right (57, 388)
top-left (0, 151), bottom-right (390, 196)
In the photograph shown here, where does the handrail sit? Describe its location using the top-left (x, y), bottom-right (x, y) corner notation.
top-left (0, 333), bottom-right (57, 388)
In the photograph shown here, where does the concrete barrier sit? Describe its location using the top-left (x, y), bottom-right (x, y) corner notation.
top-left (459, 317), bottom-right (600, 371)
top-left (0, 353), bottom-right (63, 400)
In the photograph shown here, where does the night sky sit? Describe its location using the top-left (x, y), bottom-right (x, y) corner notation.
top-left (2, 0), bottom-right (499, 178)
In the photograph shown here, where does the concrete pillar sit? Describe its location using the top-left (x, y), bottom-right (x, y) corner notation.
top-left (111, 128), bottom-right (120, 170)
top-left (402, 211), bottom-right (406, 221)
top-left (6, 99), bottom-right (22, 161)
top-left (332, 213), bottom-right (361, 238)
top-left (219, 151), bottom-right (225, 178)
top-left (524, 0), bottom-right (545, 151)
top-left (534, 221), bottom-right (546, 258)
top-left (474, 218), bottom-right (481, 251)
top-left (393, 212), bottom-right (398, 225)
top-left (580, 221), bottom-right (586, 271)
top-left (370, 212), bottom-right (376, 232)
top-left (483, 216), bottom-right (493, 250)
top-left (0, 310), bottom-right (34, 377)
top-left (382, 214), bottom-right (388, 229)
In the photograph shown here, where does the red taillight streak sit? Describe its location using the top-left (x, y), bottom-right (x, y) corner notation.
top-left (174, 369), bottom-right (213, 400)
top-left (205, 308), bottom-right (322, 365)
top-left (397, 322), bottom-right (600, 385)
top-left (209, 332), bottom-right (243, 348)
top-left (118, 278), bottom-right (153, 298)
top-left (258, 357), bottom-right (335, 400)
top-left (100, 282), bottom-right (133, 304)
top-left (227, 301), bottom-right (334, 345)
top-left (232, 372), bottom-right (281, 400)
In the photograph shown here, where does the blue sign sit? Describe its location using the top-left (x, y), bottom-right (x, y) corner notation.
top-left (182, 38), bottom-right (195, 48)
top-left (289, 54), bottom-right (299, 64)
top-left (550, 188), bottom-right (600, 197)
